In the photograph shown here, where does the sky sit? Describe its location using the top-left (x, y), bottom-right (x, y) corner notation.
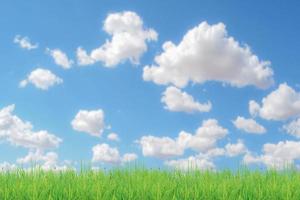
top-left (1, 0), bottom-right (300, 171)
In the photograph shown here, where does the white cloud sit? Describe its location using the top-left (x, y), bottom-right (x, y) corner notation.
top-left (17, 150), bottom-right (56, 165)
top-left (166, 140), bottom-right (247, 170)
top-left (283, 118), bottom-right (300, 138)
top-left (243, 140), bottom-right (300, 169)
top-left (166, 147), bottom-right (226, 170)
top-left (9, 130), bottom-right (62, 150)
top-left (0, 162), bottom-right (17, 172)
top-left (92, 143), bottom-right (120, 164)
top-left (0, 105), bottom-right (62, 150)
top-left (17, 150), bottom-right (51, 164)
top-left (138, 119), bottom-right (228, 159)
top-left (77, 11), bottom-right (157, 67)
top-left (243, 153), bottom-right (263, 168)
top-left (14, 35), bottom-right (38, 50)
top-left (165, 155), bottom-right (215, 171)
top-left (233, 116), bottom-right (266, 134)
top-left (184, 119), bottom-right (228, 152)
top-left (138, 135), bottom-right (185, 159)
top-left (122, 153), bottom-right (138, 163)
top-left (92, 143), bottom-right (137, 164)
top-left (143, 21), bottom-right (274, 89)
top-left (249, 83), bottom-right (300, 120)
top-left (76, 47), bottom-right (95, 65)
top-left (47, 48), bottom-right (73, 69)
top-left (20, 68), bottom-right (63, 90)
top-left (71, 109), bottom-right (105, 137)
top-left (225, 140), bottom-right (248, 157)
top-left (205, 147), bottom-right (225, 158)
top-left (0, 105), bottom-right (67, 171)
top-left (161, 86), bottom-right (212, 113)
top-left (107, 132), bottom-right (120, 141)
top-left (17, 150), bottom-right (71, 171)
top-left (249, 100), bottom-right (260, 117)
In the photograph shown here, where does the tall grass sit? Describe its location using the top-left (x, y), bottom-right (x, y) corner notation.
top-left (0, 167), bottom-right (300, 199)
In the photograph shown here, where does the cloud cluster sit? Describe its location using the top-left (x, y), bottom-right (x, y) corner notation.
top-left (71, 109), bottom-right (105, 137)
top-left (165, 155), bottom-right (215, 171)
top-left (138, 119), bottom-right (228, 159)
top-left (19, 68), bottom-right (63, 90)
top-left (17, 150), bottom-right (56, 165)
top-left (0, 105), bottom-right (64, 171)
top-left (233, 116), bottom-right (266, 134)
top-left (14, 35), bottom-right (38, 50)
top-left (244, 140), bottom-right (300, 169)
top-left (139, 118), bottom-right (251, 170)
top-left (0, 105), bottom-right (62, 150)
top-left (249, 83), bottom-right (300, 120)
top-left (143, 21), bottom-right (274, 89)
top-left (165, 140), bottom-right (247, 170)
top-left (283, 118), bottom-right (300, 138)
top-left (77, 11), bottom-right (157, 67)
top-left (71, 109), bottom-right (137, 166)
top-left (161, 86), bottom-right (211, 113)
top-left (16, 150), bottom-right (69, 171)
top-left (92, 143), bottom-right (137, 164)
top-left (225, 140), bottom-right (248, 157)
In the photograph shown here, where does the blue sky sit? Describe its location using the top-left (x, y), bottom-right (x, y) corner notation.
top-left (1, 0), bottom-right (300, 170)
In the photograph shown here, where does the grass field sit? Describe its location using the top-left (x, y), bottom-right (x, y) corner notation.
top-left (0, 167), bottom-right (300, 199)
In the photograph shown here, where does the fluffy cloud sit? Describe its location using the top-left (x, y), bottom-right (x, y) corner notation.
top-left (225, 140), bottom-right (248, 157)
top-left (283, 118), bottom-right (300, 138)
top-left (92, 143), bottom-right (137, 164)
top-left (249, 100), bottom-right (260, 117)
top-left (0, 105), bottom-right (65, 171)
top-left (243, 140), bottom-right (300, 169)
top-left (143, 21), bottom-right (274, 89)
top-left (107, 132), bottom-right (120, 141)
top-left (47, 48), bottom-right (73, 69)
top-left (165, 155), bottom-right (215, 171)
top-left (138, 119), bottom-right (228, 159)
top-left (165, 139), bottom-right (248, 170)
top-left (77, 11), bottom-right (157, 67)
top-left (0, 105), bottom-right (62, 150)
top-left (204, 147), bottom-right (226, 158)
top-left (14, 35), bottom-right (38, 50)
top-left (71, 109), bottom-right (105, 137)
top-left (233, 116), bottom-right (266, 134)
top-left (161, 86), bottom-right (212, 113)
top-left (9, 130), bottom-right (62, 150)
top-left (19, 68), bottom-right (63, 90)
top-left (249, 83), bottom-right (300, 120)
top-left (164, 145), bottom-right (244, 171)
top-left (17, 150), bottom-right (71, 171)
top-left (184, 119), bottom-right (228, 152)
top-left (122, 153), bottom-right (138, 163)
top-left (92, 143), bottom-right (120, 164)
top-left (17, 150), bottom-right (56, 165)
top-left (138, 135), bottom-right (185, 159)
top-left (77, 47), bottom-right (95, 65)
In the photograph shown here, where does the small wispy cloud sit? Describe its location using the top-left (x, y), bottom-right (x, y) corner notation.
top-left (14, 35), bottom-right (38, 50)
top-left (46, 48), bottom-right (73, 69)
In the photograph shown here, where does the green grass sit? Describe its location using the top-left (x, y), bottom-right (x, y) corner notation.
top-left (0, 167), bottom-right (300, 199)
